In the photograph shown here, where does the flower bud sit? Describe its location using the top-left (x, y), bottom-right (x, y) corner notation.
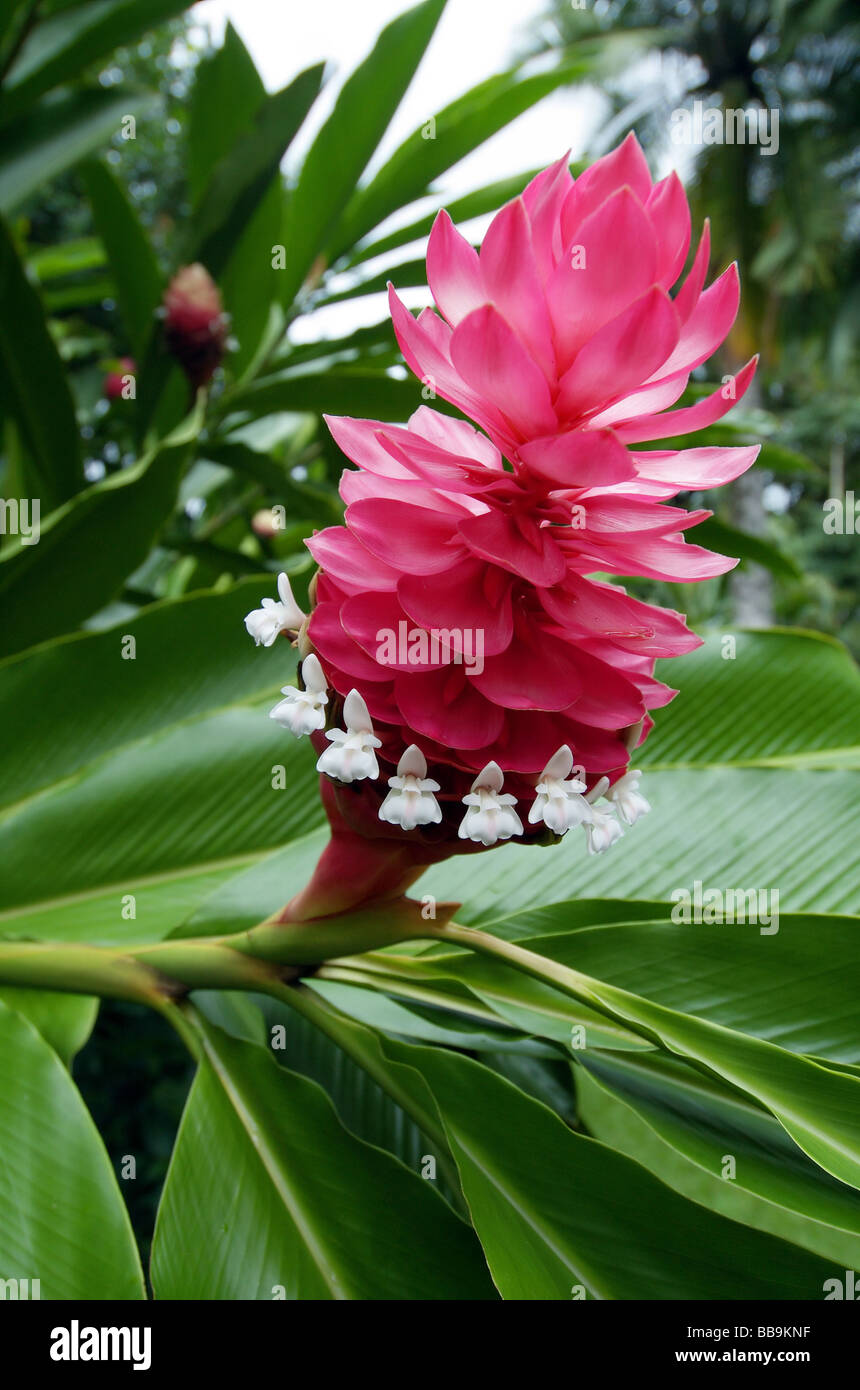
top-left (103, 356), bottom-right (136, 400)
top-left (162, 263), bottom-right (229, 389)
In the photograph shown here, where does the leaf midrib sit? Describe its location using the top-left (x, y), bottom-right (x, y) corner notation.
top-left (200, 1030), bottom-right (347, 1300)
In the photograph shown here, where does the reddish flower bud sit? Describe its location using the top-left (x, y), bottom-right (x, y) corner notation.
top-left (103, 357), bottom-right (136, 400)
top-left (162, 263), bottom-right (229, 389)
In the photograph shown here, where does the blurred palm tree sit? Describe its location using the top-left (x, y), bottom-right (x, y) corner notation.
top-left (524, 0), bottom-right (859, 625)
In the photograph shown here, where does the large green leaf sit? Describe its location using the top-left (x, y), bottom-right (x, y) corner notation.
top-left (0, 579), bottom-right (323, 943)
top-left (0, 0), bottom-right (193, 118)
top-left (641, 628), bottom-right (860, 769)
top-left (576, 1050), bottom-right (860, 1264)
top-left (196, 987), bottom-right (469, 1203)
top-left (0, 87), bottom-right (158, 213)
top-left (505, 913), bottom-right (860, 1062)
top-left (325, 904), bottom-right (860, 1062)
top-left (0, 1000), bottom-right (144, 1298)
top-left (150, 1008), bottom-right (494, 1299)
top-left (321, 914), bottom-right (860, 1190)
top-left (80, 158), bottom-right (162, 360)
top-left (323, 944), bottom-right (651, 1054)
top-left (507, 941), bottom-right (860, 1191)
top-left (310, 1021), bottom-right (834, 1299)
top-left (279, 0), bottom-right (446, 307)
top-left (416, 767), bottom-right (859, 917)
top-left (0, 214), bottom-right (81, 508)
top-left (0, 401), bottom-right (202, 656)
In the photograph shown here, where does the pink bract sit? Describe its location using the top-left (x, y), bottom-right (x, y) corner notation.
top-left (291, 134), bottom-right (759, 887)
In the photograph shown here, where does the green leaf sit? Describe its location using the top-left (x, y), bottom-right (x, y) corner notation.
top-left (197, 987), bottom-right (469, 1202)
top-left (0, 0), bottom-right (194, 118)
top-left (186, 25), bottom-right (282, 376)
top-left (0, 87), bottom-right (158, 214)
top-left (187, 23), bottom-right (265, 208)
top-left (508, 912), bottom-right (860, 1062)
top-left (0, 401), bottom-right (202, 656)
top-left (329, 51), bottom-right (597, 258)
top-left (341, 167), bottom-right (546, 268)
top-left (0, 579), bottom-right (324, 943)
top-left (329, 943), bottom-right (651, 1054)
top-left (317, 253), bottom-right (431, 307)
top-left (223, 365), bottom-right (458, 423)
top-left (576, 1050), bottom-right (860, 1265)
top-left (279, 0), bottom-right (446, 306)
top-left (311, 977), bottom-right (552, 1053)
top-left (0, 213), bottom-right (81, 508)
top-left (203, 439), bottom-right (344, 523)
top-left (0, 1000), bottom-right (144, 1298)
top-left (0, 987), bottom-right (97, 1064)
top-left (150, 1008), bottom-right (495, 1299)
top-left (369, 1036), bottom-right (834, 1298)
top-left (80, 159), bottom-right (162, 360)
top-left (136, 63), bottom-right (323, 439)
top-left (641, 628), bottom-right (860, 769)
top-left (28, 235), bottom-right (105, 280)
top-left (512, 940), bottom-right (860, 1191)
top-left (416, 767), bottom-right (859, 918)
top-left (187, 63), bottom-right (324, 279)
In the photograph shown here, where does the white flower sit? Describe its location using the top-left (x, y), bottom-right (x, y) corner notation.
top-left (244, 573), bottom-right (305, 647)
top-left (269, 654), bottom-right (328, 737)
top-left (458, 761), bottom-right (523, 846)
top-left (528, 744), bottom-right (592, 835)
top-left (584, 806), bottom-right (623, 856)
top-left (606, 769), bottom-right (651, 826)
top-left (379, 745), bottom-right (442, 831)
top-left (316, 689), bottom-right (381, 783)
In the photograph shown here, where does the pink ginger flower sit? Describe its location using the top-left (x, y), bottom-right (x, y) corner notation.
top-left (248, 136), bottom-right (759, 921)
top-left (390, 133), bottom-right (759, 462)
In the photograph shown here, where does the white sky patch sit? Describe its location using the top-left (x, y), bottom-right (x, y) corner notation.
top-left (189, 2), bottom-right (689, 341)
top-left (191, 0), bottom-right (603, 188)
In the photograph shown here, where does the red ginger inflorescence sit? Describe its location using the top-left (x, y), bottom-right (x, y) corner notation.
top-left (244, 135), bottom-right (759, 919)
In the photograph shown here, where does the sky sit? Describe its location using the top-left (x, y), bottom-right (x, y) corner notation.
top-left (190, 0), bottom-right (603, 190)
top-left (189, 0), bottom-right (608, 337)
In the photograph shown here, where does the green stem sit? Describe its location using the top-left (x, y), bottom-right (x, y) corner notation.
top-left (0, 904), bottom-right (448, 1001)
top-left (434, 921), bottom-right (602, 1001)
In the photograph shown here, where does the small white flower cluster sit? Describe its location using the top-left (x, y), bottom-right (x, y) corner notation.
top-left (245, 579), bottom-right (649, 850)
